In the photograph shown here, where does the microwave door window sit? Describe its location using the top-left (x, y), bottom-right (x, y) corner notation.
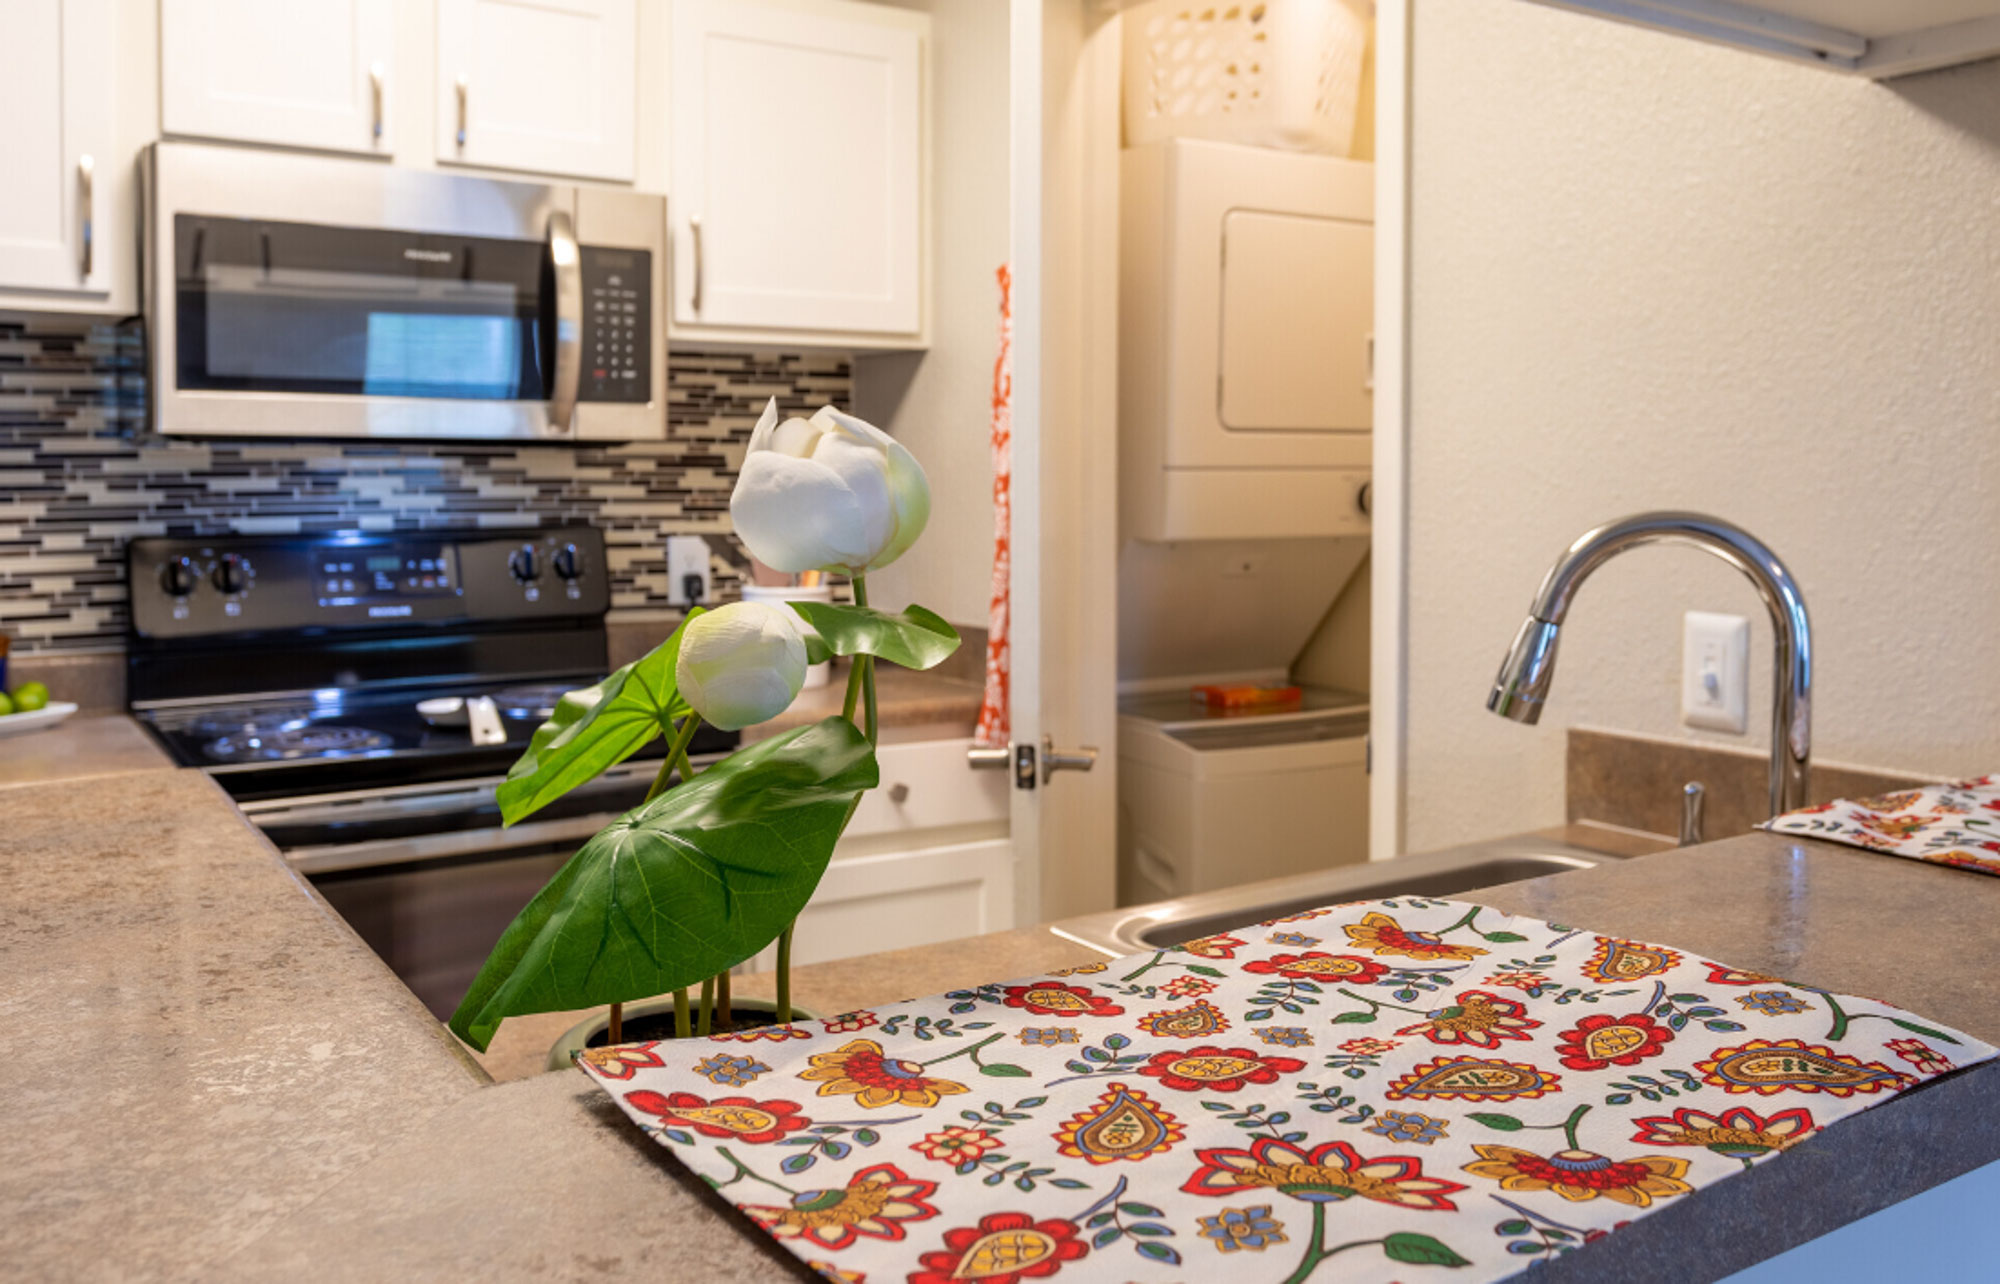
top-left (174, 215), bottom-right (549, 401)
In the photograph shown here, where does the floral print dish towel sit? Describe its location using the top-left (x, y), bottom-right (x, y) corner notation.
top-left (577, 898), bottom-right (1992, 1283)
top-left (1764, 774), bottom-right (2000, 876)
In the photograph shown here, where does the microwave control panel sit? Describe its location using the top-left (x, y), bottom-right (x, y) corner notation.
top-left (579, 247), bottom-right (653, 405)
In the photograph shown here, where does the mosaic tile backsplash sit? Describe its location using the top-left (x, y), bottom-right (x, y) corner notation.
top-left (0, 316), bottom-right (851, 652)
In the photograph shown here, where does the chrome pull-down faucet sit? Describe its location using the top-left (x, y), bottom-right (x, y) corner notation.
top-left (1486, 512), bottom-right (1812, 819)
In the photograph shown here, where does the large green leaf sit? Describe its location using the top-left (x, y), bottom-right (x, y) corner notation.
top-left (786, 600), bottom-right (960, 670)
top-left (494, 611), bottom-right (702, 825)
top-left (449, 716), bottom-right (878, 1051)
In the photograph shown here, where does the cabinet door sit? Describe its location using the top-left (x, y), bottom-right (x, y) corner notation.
top-left (160, 0), bottom-right (395, 156)
top-left (671, 0), bottom-right (923, 336)
top-left (436, 0), bottom-right (636, 182)
top-left (0, 0), bottom-right (112, 296)
top-left (738, 837), bottom-right (1015, 974)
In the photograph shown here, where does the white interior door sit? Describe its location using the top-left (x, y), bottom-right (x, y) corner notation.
top-left (436, 0), bottom-right (636, 181)
top-left (160, 0), bottom-right (394, 156)
top-left (0, 0), bottom-right (113, 296)
top-left (670, 0), bottom-right (923, 336)
top-left (1003, 0), bottom-right (1121, 926)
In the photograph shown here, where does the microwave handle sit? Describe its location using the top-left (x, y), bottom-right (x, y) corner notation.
top-left (547, 208), bottom-right (581, 436)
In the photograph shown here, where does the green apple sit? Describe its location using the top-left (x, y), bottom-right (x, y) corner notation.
top-left (0, 690), bottom-right (14, 717)
top-left (10, 681), bottom-right (48, 712)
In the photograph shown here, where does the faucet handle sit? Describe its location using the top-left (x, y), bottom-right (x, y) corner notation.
top-left (1679, 781), bottom-right (1706, 847)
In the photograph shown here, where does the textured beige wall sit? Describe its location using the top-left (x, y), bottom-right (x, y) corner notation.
top-left (856, 0), bottom-right (1010, 628)
top-left (1404, 1), bottom-right (2000, 851)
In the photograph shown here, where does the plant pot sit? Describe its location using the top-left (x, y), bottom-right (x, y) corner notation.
top-left (547, 994), bottom-right (824, 1073)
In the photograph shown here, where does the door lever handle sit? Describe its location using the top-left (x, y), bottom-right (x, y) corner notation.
top-left (455, 74), bottom-right (469, 149)
top-left (966, 746), bottom-right (1010, 769)
top-left (1041, 736), bottom-right (1098, 785)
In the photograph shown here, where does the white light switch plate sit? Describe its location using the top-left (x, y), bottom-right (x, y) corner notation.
top-left (666, 535), bottom-right (711, 606)
top-left (1682, 610), bottom-right (1749, 733)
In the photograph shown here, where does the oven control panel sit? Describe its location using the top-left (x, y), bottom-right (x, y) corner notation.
top-left (128, 527), bottom-right (611, 639)
top-left (579, 247), bottom-right (651, 404)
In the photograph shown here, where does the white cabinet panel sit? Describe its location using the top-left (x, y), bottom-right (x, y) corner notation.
top-left (740, 837), bottom-right (1015, 976)
top-left (160, 0), bottom-right (394, 156)
top-left (841, 738), bottom-right (1009, 840)
top-left (671, 0), bottom-right (924, 338)
top-left (436, 0), bottom-right (636, 181)
top-left (0, 0), bottom-right (113, 297)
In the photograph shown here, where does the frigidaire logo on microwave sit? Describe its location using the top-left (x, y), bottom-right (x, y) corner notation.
top-left (402, 248), bottom-right (453, 263)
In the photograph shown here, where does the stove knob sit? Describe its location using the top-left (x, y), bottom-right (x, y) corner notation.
top-left (212, 554), bottom-right (249, 595)
top-left (508, 547), bottom-right (541, 582)
top-left (551, 544), bottom-right (581, 580)
top-left (160, 557), bottom-right (196, 597)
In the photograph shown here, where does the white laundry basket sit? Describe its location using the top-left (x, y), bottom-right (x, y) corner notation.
top-left (1122, 0), bottom-right (1369, 156)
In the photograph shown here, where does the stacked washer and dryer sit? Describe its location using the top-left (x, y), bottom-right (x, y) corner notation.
top-left (1114, 136), bottom-right (1375, 906)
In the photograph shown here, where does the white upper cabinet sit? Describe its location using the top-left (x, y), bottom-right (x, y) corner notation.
top-left (161, 0), bottom-right (395, 156)
top-left (0, 0), bottom-right (114, 299)
top-left (670, 0), bottom-right (927, 342)
top-left (436, 0), bottom-right (636, 182)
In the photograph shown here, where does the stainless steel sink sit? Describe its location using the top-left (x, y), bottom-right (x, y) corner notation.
top-left (1051, 835), bottom-right (1626, 957)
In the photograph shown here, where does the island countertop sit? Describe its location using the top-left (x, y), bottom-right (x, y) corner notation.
top-left (9, 766), bottom-right (1999, 1281)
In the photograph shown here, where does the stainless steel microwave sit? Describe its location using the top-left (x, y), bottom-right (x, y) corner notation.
top-left (140, 142), bottom-right (666, 442)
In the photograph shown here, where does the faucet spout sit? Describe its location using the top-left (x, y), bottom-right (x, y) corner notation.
top-left (1486, 512), bottom-right (1812, 819)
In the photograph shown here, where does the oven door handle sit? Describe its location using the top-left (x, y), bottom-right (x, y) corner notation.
top-left (283, 811), bottom-right (613, 875)
top-left (546, 207), bottom-right (582, 437)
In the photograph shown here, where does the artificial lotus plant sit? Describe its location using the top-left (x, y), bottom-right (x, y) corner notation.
top-left (448, 397), bottom-right (959, 1052)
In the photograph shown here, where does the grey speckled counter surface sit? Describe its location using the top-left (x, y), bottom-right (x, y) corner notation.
top-left (10, 770), bottom-right (1999, 1281)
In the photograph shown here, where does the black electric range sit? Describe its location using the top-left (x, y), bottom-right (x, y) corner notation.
top-left (125, 526), bottom-right (733, 1018)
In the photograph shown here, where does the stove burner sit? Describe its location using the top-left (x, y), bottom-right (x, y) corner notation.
top-left (186, 706), bottom-right (315, 739)
top-left (489, 684), bottom-right (583, 720)
top-left (205, 724), bottom-right (393, 763)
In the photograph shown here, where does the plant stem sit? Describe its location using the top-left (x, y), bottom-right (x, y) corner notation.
top-left (841, 655), bottom-right (864, 723)
top-left (776, 925), bottom-right (794, 1025)
top-left (607, 1002), bottom-right (623, 1044)
top-left (717, 969), bottom-right (734, 1033)
top-left (850, 574), bottom-right (878, 744)
top-left (647, 715), bottom-right (705, 803)
top-left (673, 987), bottom-right (690, 1039)
top-left (698, 976), bottom-right (715, 1037)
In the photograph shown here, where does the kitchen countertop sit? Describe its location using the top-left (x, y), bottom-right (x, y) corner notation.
top-left (11, 765), bottom-right (1998, 1280)
top-left (1, 769), bottom-right (488, 1281)
top-left (0, 712), bottom-right (173, 789)
top-left (746, 663), bottom-right (984, 743)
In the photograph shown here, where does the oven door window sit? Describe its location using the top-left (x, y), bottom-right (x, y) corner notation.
top-left (174, 214), bottom-right (551, 400)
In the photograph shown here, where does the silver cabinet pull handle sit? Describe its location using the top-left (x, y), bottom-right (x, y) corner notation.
top-left (370, 62), bottom-right (385, 142)
top-left (455, 74), bottom-right (468, 148)
top-left (689, 214), bottom-right (704, 313)
top-left (546, 209), bottom-right (581, 436)
top-left (76, 154), bottom-right (93, 279)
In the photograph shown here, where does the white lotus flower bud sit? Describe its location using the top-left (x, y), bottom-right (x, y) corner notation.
top-left (675, 601), bottom-right (809, 731)
top-left (730, 397), bottom-right (931, 574)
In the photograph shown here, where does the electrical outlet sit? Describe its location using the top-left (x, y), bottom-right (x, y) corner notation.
top-left (1682, 610), bottom-right (1749, 733)
top-left (666, 536), bottom-right (711, 606)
